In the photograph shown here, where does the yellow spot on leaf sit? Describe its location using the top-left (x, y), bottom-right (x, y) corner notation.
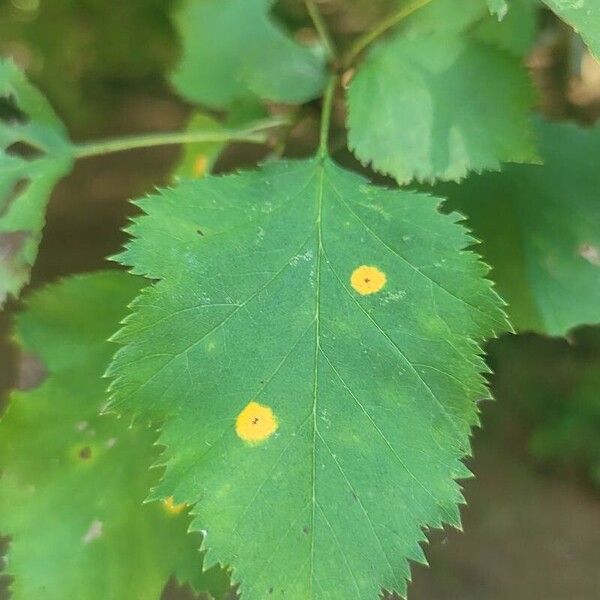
top-left (351, 265), bottom-right (386, 295)
top-left (193, 154), bottom-right (208, 177)
top-left (235, 401), bottom-right (278, 443)
top-left (163, 496), bottom-right (187, 515)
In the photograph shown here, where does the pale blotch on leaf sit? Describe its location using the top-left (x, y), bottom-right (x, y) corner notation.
top-left (350, 265), bottom-right (387, 295)
top-left (578, 242), bottom-right (600, 266)
top-left (82, 519), bottom-right (103, 544)
top-left (235, 401), bottom-right (278, 443)
top-left (162, 496), bottom-right (187, 515)
top-left (193, 154), bottom-right (208, 177)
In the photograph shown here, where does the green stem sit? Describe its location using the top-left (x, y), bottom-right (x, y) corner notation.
top-left (303, 0), bottom-right (337, 60)
top-left (318, 75), bottom-right (337, 157)
top-left (73, 117), bottom-right (287, 159)
top-left (343, 0), bottom-right (434, 67)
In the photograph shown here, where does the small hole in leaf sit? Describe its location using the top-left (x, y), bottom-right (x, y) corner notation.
top-left (0, 96), bottom-right (27, 123)
top-left (6, 141), bottom-right (43, 160)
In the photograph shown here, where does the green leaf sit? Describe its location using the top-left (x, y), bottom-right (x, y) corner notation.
top-left (173, 101), bottom-right (268, 182)
top-left (439, 120), bottom-right (600, 336)
top-left (171, 0), bottom-right (327, 109)
top-left (346, 33), bottom-right (538, 185)
top-left (400, 0), bottom-right (537, 56)
top-left (400, 0), bottom-right (487, 35)
top-left (0, 272), bottom-right (230, 599)
top-left (542, 0), bottom-right (600, 60)
top-left (173, 111), bottom-right (226, 181)
top-left (108, 157), bottom-right (507, 599)
top-left (475, 0), bottom-right (539, 56)
top-left (0, 59), bottom-right (73, 307)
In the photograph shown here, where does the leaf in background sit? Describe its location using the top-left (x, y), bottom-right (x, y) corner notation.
top-left (439, 120), bottom-right (600, 336)
top-left (400, 0), bottom-right (486, 35)
top-left (108, 157), bottom-right (507, 599)
top-left (171, 0), bottom-right (327, 109)
top-left (173, 111), bottom-right (226, 181)
top-left (347, 33), bottom-right (538, 184)
top-left (542, 0), bottom-right (600, 60)
top-left (0, 59), bottom-right (73, 307)
top-left (475, 0), bottom-right (539, 56)
top-left (172, 100), bottom-right (268, 181)
top-left (0, 272), bottom-right (230, 600)
top-left (490, 331), bottom-right (600, 488)
top-left (400, 0), bottom-right (538, 56)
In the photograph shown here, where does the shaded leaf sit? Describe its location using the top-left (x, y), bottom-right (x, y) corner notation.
top-left (108, 157), bottom-right (507, 599)
top-left (0, 272), bottom-right (230, 599)
top-left (475, 0), bottom-right (539, 56)
top-left (171, 0), bottom-right (327, 109)
top-left (401, 0), bottom-right (538, 56)
top-left (346, 33), bottom-right (538, 185)
top-left (173, 111), bottom-right (226, 181)
top-left (0, 59), bottom-right (73, 307)
top-left (440, 120), bottom-right (600, 336)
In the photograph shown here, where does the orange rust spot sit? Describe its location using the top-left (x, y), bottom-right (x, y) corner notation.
top-left (163, 496), bottom-right (187, 515)
top-left (351, 265), bottom-right (386, 295)
top-left (192, 154), bottom-right (208, 177)
top-left (235, 401), bottom-right (278, 443)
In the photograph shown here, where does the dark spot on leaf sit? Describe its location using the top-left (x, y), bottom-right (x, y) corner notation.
top-left (352, 492), bottom-right (358, 502)
top-left (78, 446), bottom-right (92, 460)
top-left (196, 228), bottom-right (204, 236)
top-left (251, 417), bottom-right (260, 425)
top-left (16, 351), bottom-right (47, 391)
top-left (302, 526), bottom-right (309, 535)
top-left (268, 587), bottom-right (273, 594)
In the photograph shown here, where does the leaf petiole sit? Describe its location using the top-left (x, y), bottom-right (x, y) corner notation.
top-left (72, 117), bottom-right (289, 159)
top-left (318, 75), bottom-right (338, 157)
top-left (303, 0), bottom-right (338, 60)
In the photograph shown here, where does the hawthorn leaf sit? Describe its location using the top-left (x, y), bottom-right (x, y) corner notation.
top-left (346, 33), bottom-right (538, 185)
top-left (0, 59), bottom-right (74, 307)
top-left (108, 157), bottom-right (508, 599)
top-left (400, 0), bottom-right (487, 34)
top-left (542, 0), bottom-right (600, 60)
top-left (173, 101), bottom-right (268, 182)
top-left (173, 111), bottom-right (226, 181)
top-left (400, 0), bottom-right (537, 56)
top-left (475, 0), bottom-right (539, 56)
top-left (171, 0), bottom-right (327, 109)
top-left (439, 120), bottom-right (600, 336)
top-left (0, 272), bottom-right (230, 599)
